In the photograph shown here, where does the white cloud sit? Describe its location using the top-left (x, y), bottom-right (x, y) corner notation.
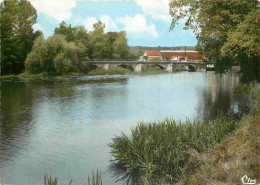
top-left (83, 14), bottom-right (158, 39)
top-left (84, 17), bottom-right (98, 32)
top-left (33, 23), bottom-right (49, 37)
top-left (117, 14), bottom-right (158, 39)
top-left (84, 15), bottom-right (118, 32)
top-left (29, 0), bottom-right (76, 21)
top-left (100, 15), bottom-right (118, 32)
top-left (32, 23), bottom-right (44, 32)
top-left (135, 0), bottom-right (171, 23)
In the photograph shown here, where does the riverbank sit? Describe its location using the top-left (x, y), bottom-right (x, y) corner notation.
top-left (0, 67), bottom-right (172, 82)
top-left (175, 84), bottom-right (260, 185)
top-left (109, 83), bottom-right (260, 185)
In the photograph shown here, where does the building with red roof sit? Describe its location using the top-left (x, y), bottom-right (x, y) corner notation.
top-left (142, 50), bottom-right (202, 62)
top-left (160, 51), bottom-right (202, 61)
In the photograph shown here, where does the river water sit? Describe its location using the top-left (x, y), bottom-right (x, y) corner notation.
top-left (0, 72), bottom-right (245, 185)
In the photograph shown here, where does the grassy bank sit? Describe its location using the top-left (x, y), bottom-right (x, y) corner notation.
top-left (175, 84), bottom-right (260, 185)
top-left (109, 83), bottom-right (260, 185)
top-left (109, 116), bottom-right (237, 184)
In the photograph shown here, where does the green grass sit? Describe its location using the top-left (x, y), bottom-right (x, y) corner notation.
top-left (88, 67), bottom-right (133, 75)
top-left (109, 115), bottom-right (237, 184)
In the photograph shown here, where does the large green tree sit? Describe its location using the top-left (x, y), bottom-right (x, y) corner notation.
top-left (0, 0), bottom-right (42, 75)
top-left (169, 0), bottom-right (259, 81)
top-left (53, 20), bottom-right (131, 61)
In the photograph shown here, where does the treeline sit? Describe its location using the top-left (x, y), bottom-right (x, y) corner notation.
top-left (0, 0), bottom-right (42, 75)
top-left (170, 0), bottom-right (260, 82)
top-left (25, 21), bottom-right (134, 75)
top-left (0, 0), bottom-right (135, 76)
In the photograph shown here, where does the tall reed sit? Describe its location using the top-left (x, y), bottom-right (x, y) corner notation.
top-left (109, 116), bottom-right (237, 184)
top-left (43, 170), bottom-right (102, 185)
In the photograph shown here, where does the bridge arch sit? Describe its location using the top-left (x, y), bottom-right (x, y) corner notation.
top-left (85, 64), bottom-right (100, 72)
top-left (116, 64), bottom-right (134, 71)
top-left (186, 64), bottom-right (196, 72)
top-left (147, 64), bottom-right (165, 70)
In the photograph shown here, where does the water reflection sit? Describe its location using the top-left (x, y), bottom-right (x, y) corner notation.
top-left (0, 72), bottom-right (248, 185)
top-left (0, 81), bottom-right (35, 165)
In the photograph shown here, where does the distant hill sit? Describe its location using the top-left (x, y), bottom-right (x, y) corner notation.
top-left (129, 46), bottom-right (197, 54)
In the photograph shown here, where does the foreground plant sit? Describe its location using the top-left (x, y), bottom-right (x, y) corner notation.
top-left (44, 170), bottom-right (102, 185)
top-left (233, 83), bottom-right (254, 96)
top-left (109, 116), bottom-right (237, 184)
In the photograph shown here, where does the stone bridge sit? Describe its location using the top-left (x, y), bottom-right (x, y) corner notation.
top-left (81, 60), bottom-right (203, 72)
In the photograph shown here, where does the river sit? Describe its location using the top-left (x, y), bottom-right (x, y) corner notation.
top-left (0, 72), bottom-right (245, 185)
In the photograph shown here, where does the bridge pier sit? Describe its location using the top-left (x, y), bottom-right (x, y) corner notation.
top-left (172, 63), bottom-right (177, 72)
top-left (134, 64), bottom-right (146, 72)
top-left (165, 64), bottom-right (173, 72)
top-left (104, 63), bottom-right (111, 70)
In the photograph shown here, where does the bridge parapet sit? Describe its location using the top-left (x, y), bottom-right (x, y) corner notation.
top-left (81, 60), bottom-right (204, 72)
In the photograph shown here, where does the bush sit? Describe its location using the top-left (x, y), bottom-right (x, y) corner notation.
top-left (25, 35), bottom-right (83, 75)
top-left (233, 83), bottom-right (254, 96)
top-left (25, 37), bottom-right (47, 73)
top-left (109, 116), bottom-right (237, 184)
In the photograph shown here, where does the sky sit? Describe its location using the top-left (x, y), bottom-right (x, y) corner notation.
top-left (28, 0), bottom-right (197, 47)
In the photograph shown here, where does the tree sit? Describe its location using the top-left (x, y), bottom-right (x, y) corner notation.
top-left (169, 0), bottom-right (259, 80)
top-left (88, 21), bottom-right (110, 59)
top-left (0, 0), bottom-right (42, 75)
top-left (113, 31), bottom-right (129, 59)
top-left (54, 21), bottom-right (76, 42)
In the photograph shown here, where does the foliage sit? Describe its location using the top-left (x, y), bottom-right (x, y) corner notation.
top-left (0, 0), bottom-right (42, 75)
top-left (169, 0), bottom-right (259, 81)
top-left (54, 20), bottom-right (130, 61)
top-left (233, 83), bottom-right (254, 96)
top-left (110, 116), bottom-right (237, 184)
top-left (25, 35), bottom-right (83, 75)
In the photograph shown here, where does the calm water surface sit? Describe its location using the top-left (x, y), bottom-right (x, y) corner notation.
top-left (0, 72), bottom-right (244, 185)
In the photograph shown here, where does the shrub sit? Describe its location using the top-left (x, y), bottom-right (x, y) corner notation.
top-left (25, 37), bottom-right (47, 73)
top-left (233, 83), bottom-right (254, 96)
top-left (109, 116), bottom-right (237, 184)
top-left (25, 35), bottom-right (85, 75)
top-left (54, 42), bottom-right (81, 75)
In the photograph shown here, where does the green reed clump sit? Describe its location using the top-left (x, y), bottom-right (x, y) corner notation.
top-left (43, 170), bottom-right (102, 185)
top-left (44, 175), bottom-right (58, 185)
top-left (109, 116), bottom-right (237, 184)
top-left (233, 83), bottom-right (254, 96)
top-left (88, 170), bottom-right (103, 185)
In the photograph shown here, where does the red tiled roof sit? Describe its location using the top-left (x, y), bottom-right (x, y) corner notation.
top-left (145, 51), bottom-right (161, 57)
top-left (160, 52), bottom-right (202, 60)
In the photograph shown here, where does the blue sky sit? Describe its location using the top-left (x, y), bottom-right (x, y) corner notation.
top-left (30, 0), bottom-right (197, 47)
